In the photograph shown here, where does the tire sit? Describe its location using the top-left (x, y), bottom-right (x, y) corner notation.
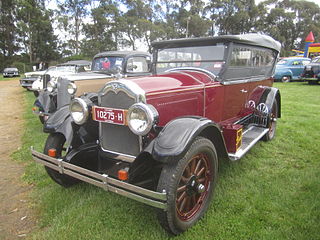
top-left (281, 76), bottom-right (291, 83)
top-left (157, 137), bottom-right (218, 235)
top-left (44, 133), bottom-right (79, 187)
top-left (308, 81), bottom-right (317, 85)
top-left (33, 91), bottom-right (39, 97)
top-left (262, 100), bottom-right (278, 141)
top-left (39, 116), bottom-right (44, 124)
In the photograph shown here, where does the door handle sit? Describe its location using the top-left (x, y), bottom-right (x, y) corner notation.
top-left (240, 89), bottom-right (248, 93)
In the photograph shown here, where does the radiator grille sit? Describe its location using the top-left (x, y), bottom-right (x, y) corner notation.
top-left (100, 90), bottom-right (140, 157)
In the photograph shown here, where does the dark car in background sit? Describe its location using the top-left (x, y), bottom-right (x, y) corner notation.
top-left (274, 57), bottom-right (311, 82)
top-left (32, 34), bottom-right (281, 234)
top-left (33, 51), bottom-right (151, 123)
top-left (3, 67), bottom-right (19, 78)
top-left (301, 57), bottom-right (320, 84)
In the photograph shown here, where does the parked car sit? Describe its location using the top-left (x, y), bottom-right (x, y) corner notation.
top-left (19, 67), bottom-right (54, 90)
top-left (33, 51), bottom-right (151, 123)
top-left (31, 60), bottom-right (92, 91)
top-left (301, 57), bottom-right (320, 84)
top-left (274, 57), bottom-right (311, 82)
top-left (32, 34), bottom-right (281, 234)
top-left (3, 67), bottom-right (19, 77)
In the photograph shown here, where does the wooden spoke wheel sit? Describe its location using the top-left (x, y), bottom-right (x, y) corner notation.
top-left (263, 100), bottom-right (278, 141)
top-left (157, 137), bottom-right (218, 235)
top-left (176, 153), bottom-right (210, 221)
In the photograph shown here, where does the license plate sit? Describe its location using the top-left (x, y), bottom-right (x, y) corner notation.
top-left (92, 106), bottom-right (126, 125)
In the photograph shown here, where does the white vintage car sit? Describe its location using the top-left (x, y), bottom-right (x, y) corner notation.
top-left (31, 60), bottom-right (91, 91)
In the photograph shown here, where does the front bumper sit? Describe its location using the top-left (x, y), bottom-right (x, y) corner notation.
top-left (20, 78), bottom-right (36, 88)
top-left (31, 148), bottom-right (167, 210)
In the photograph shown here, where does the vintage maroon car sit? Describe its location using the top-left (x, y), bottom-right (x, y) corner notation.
top-left (32, 34), bottom-right (281, 234)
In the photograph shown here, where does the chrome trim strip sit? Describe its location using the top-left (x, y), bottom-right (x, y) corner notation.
top-left (165, 67), bottom-right (216, 80)
top-left (222, 76), bottom-right (267, 85)
top-left (228, 128), bottom-right (269, 161)
top-left (99, 148), bottom-right (136, 162)
top-left (31, 148), bottom-right (167, 209)
top-left (99, 79), bottom-right (146, 103)
top-left (146, 86), bottom-right (204, 96)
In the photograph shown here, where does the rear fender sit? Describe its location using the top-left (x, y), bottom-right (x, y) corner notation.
top-left (144, 117), bottom-right (228, 164)
top-left (258, 87), bottom-right (281, 118)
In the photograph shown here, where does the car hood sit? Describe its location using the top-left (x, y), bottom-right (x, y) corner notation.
top-left (128, 71), bottom-right (215, 95)
top-left (305, 63), bottom-right (320, 67)
top-left (63, 71), bottom-right (113, 81)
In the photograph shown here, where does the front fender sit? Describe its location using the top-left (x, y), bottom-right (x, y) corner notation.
top-left (145, 116), bottom-right (228, 163)
top-left (275, 69), bottom-right (292, 79)
top-left (43, 105), bottom-right (73, 144)
top-left (34, 91), bottom-right (57, 114)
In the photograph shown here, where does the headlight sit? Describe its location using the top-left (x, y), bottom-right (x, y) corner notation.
top-left (70, 98), bottom-right (89, 125)
top-left (67, 82), bottom-right (77, 95)
top-left (47, 80), bottom-right (56, 92)
top-left (127, 103), bottom-right (158, 136)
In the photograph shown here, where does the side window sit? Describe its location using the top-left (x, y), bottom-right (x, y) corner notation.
top-left (302, 60), bottom-right (311, 65)
top-left (126, 57), bottom-right (149, 73)
top-left (230, 48), bottom-right (252, 67)
top-left (292, 61), bottom-right (301, 66)
top-left (224, 45), bottom-right (276, 81)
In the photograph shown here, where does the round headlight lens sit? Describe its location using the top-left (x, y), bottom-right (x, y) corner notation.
top-left (127, 103), bottom-right (158, 136)
top-left (47, 80), bottom-right (56, 92)
top-left (67, 82), bottom-right (77, 95)
top-left (70, 98), bottom-right (89, 125)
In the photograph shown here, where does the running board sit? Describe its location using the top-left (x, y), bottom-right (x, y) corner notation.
top-left (228, 126), bottom-right (269, 161)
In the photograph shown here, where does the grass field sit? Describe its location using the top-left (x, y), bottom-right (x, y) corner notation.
top-left (0, 76), bottom-right (21, 81)
top-left (13, 82), bottom-right (320, 240)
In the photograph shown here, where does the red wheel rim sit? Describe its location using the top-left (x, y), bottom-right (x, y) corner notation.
top-left (176, 153), bottom-right (211, 221)
top-left (269, 103), bottom-right (277, 136)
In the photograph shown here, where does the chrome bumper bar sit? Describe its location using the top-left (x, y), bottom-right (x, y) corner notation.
top-left (31, 148), bottom-right (167, 210)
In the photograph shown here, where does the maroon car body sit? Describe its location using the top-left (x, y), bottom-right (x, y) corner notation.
top-left (32, 33), bottom-right (281, 235)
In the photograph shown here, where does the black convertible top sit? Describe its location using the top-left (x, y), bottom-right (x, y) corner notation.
top-left (152, 33), bottom-right (281, 52)
top-left (93, 51), bottom-right (151, 59)
top-left (58, 60), bottom-right (91, 66)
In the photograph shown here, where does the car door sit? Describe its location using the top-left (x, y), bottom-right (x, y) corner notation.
top-left (221, 45), bottom-right (251, 121)
top-left (290, 60), bottom-right (303, 78)
top-left (222, 83), bottom-right (249, 120)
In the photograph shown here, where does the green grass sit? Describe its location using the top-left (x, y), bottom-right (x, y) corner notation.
top-left (0, 75), bottom-right (21, 81)
top-left (13, 82), bottom-right (320, 240)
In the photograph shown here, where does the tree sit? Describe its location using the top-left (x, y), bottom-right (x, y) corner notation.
top-left (81, 0), bottom-right (119, 56)
top-left (257, 0), bottom-right (320, 55)
top-left (16, 0), bottom-right (59, 63)
top-left (0, 0), bottom-right (19, 70)
top-left (57, 0), bottom-right (90, 55)
top-left (205, 0), bottom-right (259, 35)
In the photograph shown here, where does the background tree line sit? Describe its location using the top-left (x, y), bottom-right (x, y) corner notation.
top-left (1, 0), bottom-right (320, 72)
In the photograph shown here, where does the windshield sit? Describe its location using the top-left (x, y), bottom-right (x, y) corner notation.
top-left (155, 45), bottom-right (226, 75)
top-left (92, 56), bottom-right (124, 72)
top-left (47, 65), bottom-right (76, 73)
top-left (277, 60), bottom-right (288, 65)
